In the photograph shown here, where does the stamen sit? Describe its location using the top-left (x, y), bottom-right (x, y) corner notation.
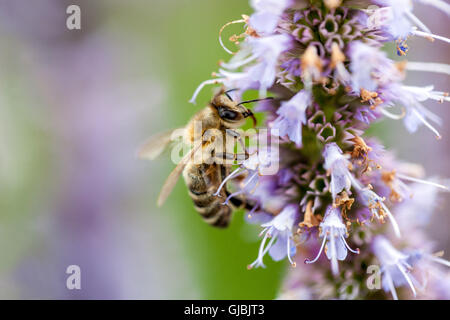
top-left (247, 204), bottom-right (259, 219)
top-left (357, 184), bottom-right (402, 238)
top-left (248, 231), bottom-right (270, 269)
top-left (348, 172), bottom-right (364, 190)
top-left (258, 227), bottom-right (269, 237)
top-left (213, 167), bottom-right (243, 196)
top-left (396, 173), bottom-right (449, 191)
top-left (428, 92), bottom-right (450, 103)
top-left (341, 236), bottom-right (360, 254)
top-left (189, 78), bottom-right (225, 104)
top-left (380, 106), bottom-right (406, 120)
top-left (412, 29), bottom-right (450, 44)
top-left (286, 236), bottom-right (296, 267)
top-left (220, 54), bottom-right (257, 70)
top-left (248, 231), bottom-right (276, 269)
top-left (305, 235), bottom-right (327, 264)
top-left (411, 108), bottom-right (441, 139)
top-left (428, 254), bottom-right (450, 267)
top-left (242, 170), bottom-right (258, 186)
top-left (385, 272), bottom-right (399, 300)
top-left (222, 171), bottom-right (258, 205)
top-left (403, 260), bottom-right (413, 271)
top-left (397, 264), bottom-right (417, 297)
top-left (396, 178), bottom-right (412, 198)
top-left (402, 85), bottom-right (450, 103)
top-left (405, 62), bottom-right (450, 75)
top-left (247, 179), bottom-right (260, 195)
top-left (219, 19), bottom-right (246, 55)
top-left (380, 201), bottom-right (401, 238)
top-left (414, 102), bottom-right (442, 124)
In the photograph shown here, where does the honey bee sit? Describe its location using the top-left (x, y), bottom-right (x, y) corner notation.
top-left (139, 89), bottom-right (270, 227)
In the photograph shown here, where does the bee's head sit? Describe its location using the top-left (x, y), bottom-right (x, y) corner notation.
top-left (211, 89), bottom-right (272, 128)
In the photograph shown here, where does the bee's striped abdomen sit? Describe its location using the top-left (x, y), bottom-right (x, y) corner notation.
top-left (183, 163), bottom-right (232, 228)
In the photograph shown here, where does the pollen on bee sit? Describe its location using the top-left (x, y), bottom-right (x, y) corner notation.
top-left (396, 38), bottom-right (409, 56)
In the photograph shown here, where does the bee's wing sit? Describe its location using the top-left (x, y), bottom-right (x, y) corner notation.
top-left (137, 129), bottom-right (183, 160)
top-left (157, 143), bottom-right (202, 207)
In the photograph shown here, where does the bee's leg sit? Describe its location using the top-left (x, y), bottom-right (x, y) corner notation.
top-left (225, 129), bottom-right (250, 158)
top-left (202, 128), bottom-right (224, 164)
top-left (214, 152), bottom-right (248, 163)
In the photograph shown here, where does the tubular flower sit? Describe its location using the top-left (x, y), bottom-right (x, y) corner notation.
top-left (271, 90), bottom-right (311, 146)
top-left (305, 206), bottom-right (359, 276)
top-left (192, 0), bottom-right (450, 299)
top-left (372, 236), bottom-right (418, 300)
top-left (248, 204), bottom-right (298, 269)
top-left (323, 142), bottom-right (352, 200)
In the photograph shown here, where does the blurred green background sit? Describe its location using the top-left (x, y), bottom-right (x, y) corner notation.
top-left (0, 0), bottom-right (285, 299)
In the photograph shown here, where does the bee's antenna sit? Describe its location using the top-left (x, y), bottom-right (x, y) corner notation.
top-left (237, 97), bottom-right (274, 106)
top-left (241, 109), bottom-right (257, 127)
top-left (224, 88), bottom-right (238, 101)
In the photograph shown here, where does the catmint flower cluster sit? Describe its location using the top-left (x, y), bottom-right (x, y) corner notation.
top-left (191, 0), bottom-right (450, 299)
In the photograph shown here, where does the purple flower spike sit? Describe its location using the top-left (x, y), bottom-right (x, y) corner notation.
top-left (189, 0), bottom-right (450, 300)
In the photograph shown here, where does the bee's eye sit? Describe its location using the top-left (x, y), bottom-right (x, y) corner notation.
top-left (218, 107), bottom-right (238, 120)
